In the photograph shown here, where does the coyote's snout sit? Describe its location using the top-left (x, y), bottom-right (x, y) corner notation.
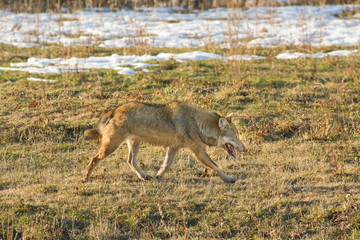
top-left (83, 101), bottom-right (246, 183)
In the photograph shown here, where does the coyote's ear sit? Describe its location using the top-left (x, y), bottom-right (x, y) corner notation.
top-left (226, 112), bottom-right (234, 121)
top-left (219, 117), bottom-right (229, 131)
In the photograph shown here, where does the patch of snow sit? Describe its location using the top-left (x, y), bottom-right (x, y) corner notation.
top-left (228, 55), bottom-right (266, 60)
top-left (276, 49), bottom-right (358, 59)
top-left (327, 50), bottom-right (358, 57)
top-left (27, 77), bottom-right (57, 82)
top-left (117, 68), bottom-right (136, 75)
top-left (0, 49), bottom-right (357, 75)
top-left (0, 66), bottom-right (70, 74)
top-left (126, 63), bottom-right (159, 69)
top-left (275, 52), bottom-right (309, 60)
top-left (0, 51), bottom-right (266, 75)
top-left (174, 51), bottom-right (224, 60)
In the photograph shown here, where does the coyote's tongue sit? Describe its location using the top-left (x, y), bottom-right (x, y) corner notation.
top-left (226, 143), bottom-right (237, 159)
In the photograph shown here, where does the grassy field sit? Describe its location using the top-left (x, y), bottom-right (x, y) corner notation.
top-left (0, 44), bottom-right (360, 239)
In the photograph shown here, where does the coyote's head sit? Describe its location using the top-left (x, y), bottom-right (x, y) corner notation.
top-left (217, 113), bottom-right (247, 158)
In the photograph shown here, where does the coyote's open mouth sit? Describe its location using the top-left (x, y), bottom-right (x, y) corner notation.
top-left (225, 143), bottom-right (237, 159)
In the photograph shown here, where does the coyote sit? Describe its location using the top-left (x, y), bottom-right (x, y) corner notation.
top-left (83, 101), bottom-right (247, 183)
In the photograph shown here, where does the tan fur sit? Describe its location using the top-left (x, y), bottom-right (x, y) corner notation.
top-left (84, 129), bottom-right (101, 140)
top-left (83, 101), bottom-right (247, 183)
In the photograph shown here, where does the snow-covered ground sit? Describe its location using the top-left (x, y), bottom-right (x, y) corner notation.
top-left (0, 6), bottom-right (359, 75)
top-left (1, 6), bottom-right (360, 48)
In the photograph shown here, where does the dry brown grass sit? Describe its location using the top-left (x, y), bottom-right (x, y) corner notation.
top-left (0, 42), bottom-right (360, 239)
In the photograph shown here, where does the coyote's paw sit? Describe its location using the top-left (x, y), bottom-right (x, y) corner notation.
top-left (222, 176), bottom-right (236, 183)
top-left (141, 174), bottom-right (153, 181)
top-left (81, 176), bottom-right (89, 183)
top-left (156, 175), bottom-right (167, 182)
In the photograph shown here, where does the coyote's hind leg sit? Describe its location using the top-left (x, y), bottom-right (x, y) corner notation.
top-left (83, 135), bottom-right (123, 182)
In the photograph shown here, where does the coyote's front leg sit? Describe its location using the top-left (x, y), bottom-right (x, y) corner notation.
top-left (156, 146), bottom-right (178, 181)
top-left (194, 151), bottom-right (236, 183)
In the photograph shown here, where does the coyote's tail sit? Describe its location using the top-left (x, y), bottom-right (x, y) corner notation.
top-left (84, 128), bottom-right (101, 140)
top-left (85, 109), bottom-right (114, 140)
